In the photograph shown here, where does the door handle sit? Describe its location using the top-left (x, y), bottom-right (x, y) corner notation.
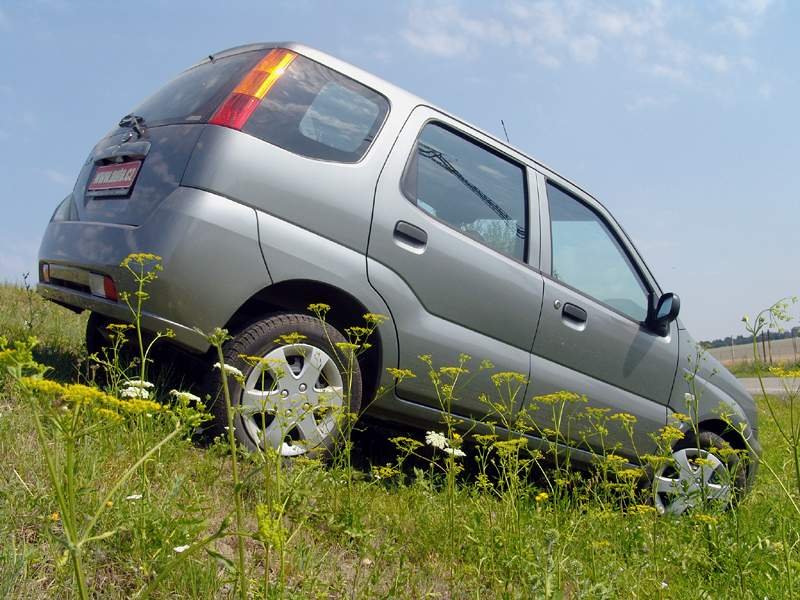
top-left (562, 303), bottom-right (587, 324)
top-left (394, 221), bottom-right (428, 249)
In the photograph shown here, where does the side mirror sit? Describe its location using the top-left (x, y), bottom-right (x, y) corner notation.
top-left (650, 292), bottom-right (680, 335)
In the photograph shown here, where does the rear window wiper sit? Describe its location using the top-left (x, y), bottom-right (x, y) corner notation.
top-left (118, 113), bottom-right (147, 138)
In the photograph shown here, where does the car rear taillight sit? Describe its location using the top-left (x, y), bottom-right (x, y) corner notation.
top-left (41, 263), bottom-right (51, 283)
top-left (89, 273), bottom-right (118, 302)
top-left (209, 48), bottom-right (296, 130)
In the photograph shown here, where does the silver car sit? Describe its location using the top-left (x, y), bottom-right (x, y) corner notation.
top-left (38, 42), bottom-right (760, 512)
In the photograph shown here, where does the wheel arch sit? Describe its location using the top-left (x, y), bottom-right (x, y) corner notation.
top-left (223, 279), bottom-right (385, 405)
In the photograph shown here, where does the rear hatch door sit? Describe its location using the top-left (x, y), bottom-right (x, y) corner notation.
top-left (72, 47), bottom-right (269, 226)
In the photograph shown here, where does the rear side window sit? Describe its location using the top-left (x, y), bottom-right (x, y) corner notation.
top-left (243, 55), bottom-right (389, 162)
top-left (401, 123), bottom-right (528, 261)
top-left (129, 51), bottom-right (266, 126)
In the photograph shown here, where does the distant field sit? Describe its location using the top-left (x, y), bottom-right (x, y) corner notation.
top-left (707, 336), bottom-right (800, 366)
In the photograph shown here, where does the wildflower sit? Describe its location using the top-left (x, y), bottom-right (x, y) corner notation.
top-left (363, 313), bottom-right (388, 326)
top-left (173, 545), bottom-right (190, 553)
top-left (439, 366), bottom-right (469, 379)
top-left (617, 468), bottom-right (644, 480)
top-left (386, 368), bottom-right (416, 381)
top-left (491, 371), bottom-right (528, 386)
top-left (125, 494), bottom-right (143, 501)
top-left (693, 513), bottom-right (719, 526)
top-left (335, 342), bottom-right (360, 353)
top-left (535, 492), bottom-right (549, 502)
top-left (120, 252), bottom-right (162, 269)
top-left (307, 303), bottom-right (331, 315)
top-left (425, 431), bottom-right (449, 450)
top-left (390, 436), bottom-right (423, 453)
top-left (657, 425), bottom-right (685, 445)
top-left (609, 412), bottom-right (637, 426)
top-left (213, 363), bottom-right (244, 378)
top-left (473, 433), bottom-right (498, 446)
top-left (769, 366), bottom-right (800, 379)
top-left (672, 412), bottom-right (693, 424)
top-left (106, 501), bottom-right (114, 508)
top-left (120, 386), bottom-right (151, 400)
top-left (361, 557), bottom-right (374, 568)
top-left (534, 391), bottom-right (583, 404)
top-left (443, 447), bottom-right (466, 458)
top-left (50, 512), bottom-right (60, 522)
top-left (684, 392), bottom-right (696, 405)
top-left (592, 540), bottom-right (611, 550)
top-left (628, 504), bottom-right (657, 516)
top-left (274, 332), bottom-right (307, 345)
top-left (123, 380), bottom-right (154, 389)
top-left (170, 389), bottom-right (201, 403)
top-left (372, 464), bottom-right (400, 480)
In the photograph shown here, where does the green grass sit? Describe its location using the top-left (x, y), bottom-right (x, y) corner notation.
top-left (1, 284), bottom-right (799, 598)
top-left (728, 359), bottom-right (800, 378)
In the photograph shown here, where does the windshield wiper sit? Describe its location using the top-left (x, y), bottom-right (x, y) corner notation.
top-left (118, 113), bottom-right (147, 138)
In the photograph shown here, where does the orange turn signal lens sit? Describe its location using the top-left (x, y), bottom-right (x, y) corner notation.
top-left (210, 48), bottom-right (296, 130)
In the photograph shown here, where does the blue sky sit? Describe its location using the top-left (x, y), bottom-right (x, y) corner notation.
top-left (0, 0), bottom-right (797, 340)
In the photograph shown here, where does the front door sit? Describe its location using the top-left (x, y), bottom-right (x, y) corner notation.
top-left (367, 106), bottom-right (545, 420)
top-left (529, 179), bottom-right (679, 456)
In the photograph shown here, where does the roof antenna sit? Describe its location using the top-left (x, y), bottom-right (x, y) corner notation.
top-left (500, 119), bottom-right (510, 144)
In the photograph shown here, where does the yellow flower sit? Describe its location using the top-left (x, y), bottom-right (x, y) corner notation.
top-left (533, 391), bottom-right (584, 405)
top-left (106, 501), bottom-right (114, 508)
top-left (693, 513), bottom-right (719, 526)
top-left (386, 367), bottom-right (416, 381)
top-left (657, 425), bottom-right (685, 445)
top-left (363, 313), bottom-right (389, 326)
top-left (491, 371), bottom-right (528, 386)
top-left (769, 366), bottom-right (800, 379)
top-left (307, 303), bottom-right (331, 315)
top-left (274, 332), bottom-right (308, 345)
top-left (610, 412), bottom-right (638, 426)
top-left (628, 504), bottom-right (657, 516)
top-left (50, 512), bottom-right (60, 522)
top-left (535, 492), bottom-right (549, 502)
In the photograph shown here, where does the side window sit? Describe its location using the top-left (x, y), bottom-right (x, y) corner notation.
top-left (547, 183), bottom-right (649, 321)
top-left (401, 123), bottom-right (528, 261)
top-left (244, 54), bottom-right (389, 163)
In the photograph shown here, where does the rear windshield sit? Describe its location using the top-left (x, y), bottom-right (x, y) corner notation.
top-left (128, 50), bottom-right (266, 127)
top-left (243, 55), bottom-right (389, 163)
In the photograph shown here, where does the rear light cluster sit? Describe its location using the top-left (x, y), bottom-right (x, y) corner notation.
top-left (40, 262), bottom-right (118, 302)
top-left (89, 273), bottom-right (119, 302)
top-left (210, 48), bottom-right (296, 130)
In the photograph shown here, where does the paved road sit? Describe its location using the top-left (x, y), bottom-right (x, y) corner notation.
top-left (740, 377), bottom-right (797, 396)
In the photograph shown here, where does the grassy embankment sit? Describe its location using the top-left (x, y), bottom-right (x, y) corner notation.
top-left (1, 283), bottom-right (798, 599)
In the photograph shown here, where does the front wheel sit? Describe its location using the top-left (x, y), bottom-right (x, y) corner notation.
top-left (652, 430), bottom-right (748, 515)
top-left (208, 314), bottom-right (363, 457)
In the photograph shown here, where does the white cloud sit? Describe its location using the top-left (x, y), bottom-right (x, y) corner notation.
top-left (625, 94), bottom-right (676, 111)
top-left (0, 237), bottom-right (40, 284)
top-left (43, 169), bottom-right (73, 186)
top-left (570, 35), bottom-right (600, 63)
top-left (649, 64), bottom-right (689, 83)
top-left (399, 1), bottom-right (775, 92)
top-left (700, 53), bottom-right (731, 73)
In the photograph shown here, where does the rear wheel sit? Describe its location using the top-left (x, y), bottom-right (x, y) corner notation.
top-left (208, 314), bottom-right (362, 456)
top-left (653, 430), bottom-right (747, 515)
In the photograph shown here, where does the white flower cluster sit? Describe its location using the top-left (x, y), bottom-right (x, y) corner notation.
top-left (170, 389), bottom-right (201, 403)
top-left (121, 380), bottom-right (154, 399)
top-left (424, 431), bottom-right (466, 457)
top-left (213, 362), bottom-right (244, 378)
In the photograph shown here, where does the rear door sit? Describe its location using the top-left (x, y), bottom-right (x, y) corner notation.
top-left (367, 106), bottom-right (545, 419)
top-left (529, 177), bottom-right (678, 456)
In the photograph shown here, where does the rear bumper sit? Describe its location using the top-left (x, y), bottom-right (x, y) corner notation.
top-left (38, 186), bottom-right (271, 353)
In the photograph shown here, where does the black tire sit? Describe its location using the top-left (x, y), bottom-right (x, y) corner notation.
top-left (204, 313), bottom-right (363, 456)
